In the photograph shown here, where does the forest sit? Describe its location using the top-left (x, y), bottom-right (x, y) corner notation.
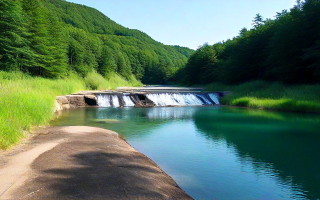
top-left (178, 0), bottom-right (320, 85)
top-left (0, 0), bottom-right (193, 84)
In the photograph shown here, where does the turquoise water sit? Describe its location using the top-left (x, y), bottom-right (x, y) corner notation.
top-left (51, 106), bottom-right (320, 199)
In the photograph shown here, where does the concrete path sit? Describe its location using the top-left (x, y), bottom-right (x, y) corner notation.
top-left (0, 126), bottom-right (192, 199)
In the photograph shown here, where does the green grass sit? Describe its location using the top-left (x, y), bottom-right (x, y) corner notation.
top-left (0, 71), bottom-right (86, 149)
top-left (85, 71), bottom-right (142, 90)
top-left (0, 71), bottom-right (142, 149)
top-left (206, 80), bottom-right (320, 113)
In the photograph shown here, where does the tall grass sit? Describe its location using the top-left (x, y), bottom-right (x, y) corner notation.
top-left (0, 71), bottom-right (142, 149)
top-left (0, 71), bottom-right (86, 149)
top-left (206, 80), bottom-right (320, 113)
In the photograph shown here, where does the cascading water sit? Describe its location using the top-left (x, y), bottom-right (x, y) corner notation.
top-left (111, 95), bottom-right (120, 107)
top-left (96, 92), bottom-right (220, 107)
top-left (146, 93), bottom-right (210, 106)
top-left (196, 94), bottom-right (212, 105)
top-left (122, 96), bottom-right (135, 107)
top-left (173, 93), bottom-right (204, 105)
top-left (208, 93), bottom-right (220, 105)
top-left (146, 93), bottom-right (180, 106)
top-left (97, 94), bottom-right (111, 107)
top-left (96, 94), bottom-right (120, 107)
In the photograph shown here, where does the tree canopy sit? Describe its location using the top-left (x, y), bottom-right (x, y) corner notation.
top-left (0, 0), bottom-right (194, 83)
top-left (179, 0), bottom-right (320, 85)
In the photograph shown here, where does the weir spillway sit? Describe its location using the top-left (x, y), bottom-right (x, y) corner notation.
top-left (93, 87), bottom-right (225, 108)
top-left (55, 87), bottom-right (229, 112)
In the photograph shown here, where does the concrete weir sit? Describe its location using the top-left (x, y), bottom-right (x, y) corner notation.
top-left (55, 87), bottom-right (229, 112)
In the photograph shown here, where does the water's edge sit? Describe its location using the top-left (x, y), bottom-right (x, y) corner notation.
top-left (0, 126), bottom-right (193, 199)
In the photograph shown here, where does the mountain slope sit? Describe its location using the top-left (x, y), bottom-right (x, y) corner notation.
top-left (41, 0), bottom-right (195, 83)
top-left (0, 0), bottom-right (194, 83)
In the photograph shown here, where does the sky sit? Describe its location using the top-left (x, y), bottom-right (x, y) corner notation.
top-left (67, 0), bottom-right (297, 50)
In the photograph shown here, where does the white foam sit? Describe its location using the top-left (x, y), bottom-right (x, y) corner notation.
top-left (111, 95), bottom-right (120, 107)
top-left (97, 94), bottom-right (111, 107)
top-left (123, 96), bottom-right (135, 107)
top-left (146, 93), bottom-right (204, 106)
top-left (208, 93), bottom-right (220, 104)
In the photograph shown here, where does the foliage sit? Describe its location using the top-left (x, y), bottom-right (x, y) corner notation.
top-left (206, 81), bottom-right (320, 113)
top-left (179, 0), bottom-right (320, 85)
top-left (84, 71), bottom-right (142, 90)
top-left (0, 0), bottom-right (193, 83)
top-left (0, 0), bottom-right (30, 71)
top-left (0, 70), bottom-right (142, 149)
top-left (0, 71), bottom-right (86, 149)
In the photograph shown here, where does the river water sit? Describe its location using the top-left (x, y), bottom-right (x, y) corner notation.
top-left (51, 106), bottom-right (320, 199)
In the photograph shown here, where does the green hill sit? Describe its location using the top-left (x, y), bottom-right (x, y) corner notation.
top-left (179, 1), bottom-right (320, 85)
top-left (0, 0), bottom-right (194, 83)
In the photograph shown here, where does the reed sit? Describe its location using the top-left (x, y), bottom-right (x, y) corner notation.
top-left (206, 81), bottom-right (320, 113)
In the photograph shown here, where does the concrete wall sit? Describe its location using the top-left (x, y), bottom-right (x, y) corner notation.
top-left (54, 94), bottom-right (97, 113)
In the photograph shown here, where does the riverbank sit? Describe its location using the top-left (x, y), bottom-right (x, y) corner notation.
top-left (206, 81), bottom-right (320, 113)
top-left (0, 71), bottom-right (141, 149)
top-left (0, 126), bottom-right (191, 199)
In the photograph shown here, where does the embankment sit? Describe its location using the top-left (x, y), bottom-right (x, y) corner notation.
top-left (0, 126), bottom-right (192, 199)
top-left (206, 81), bottom-right (320, 113)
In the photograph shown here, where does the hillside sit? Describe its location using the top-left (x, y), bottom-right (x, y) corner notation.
top-left (179, 0), bottom-right (320, 85)
top-left (176, 0), bottom-right (320, 113)
top-left (0, 0), bottom-right (194, 83)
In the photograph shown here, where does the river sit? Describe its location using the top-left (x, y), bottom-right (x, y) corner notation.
top-left (51, 106), bottom-right (320, 199)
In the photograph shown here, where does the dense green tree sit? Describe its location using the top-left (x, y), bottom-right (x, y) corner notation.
top-left (179, 0), bottom-right (320, 85)
top-left (0, 0), bottom-right (30, 71)
top-left (0, 0), bottom-right (193, 83)
top-left (183, 45), bottom-right (218, 85)
top-left (252, 13), bottom-right (264, 28)
top-left (97, 46), bottom-right (117, 77)
top-left (21, 0), bottom-right (51, 76)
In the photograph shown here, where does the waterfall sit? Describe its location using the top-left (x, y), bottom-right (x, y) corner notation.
top-left (96, 94), bottom-right (120, 107)
top-left (123, 96), bottom-right (135, 107)
top-left (146, 93), bottom-right (180, 106)
top-left (97, 92), bottom-right (220, 107)
top-left (97, 94), bottom-right (111, 107)
top-left (195, 94), bottom-right (212, 105)
top-left (111, 95), bottom-right (120, 107)
top-left (146, 93), bottom-right (208, 106)
top-left (208, 93), bottom-right (220, 105)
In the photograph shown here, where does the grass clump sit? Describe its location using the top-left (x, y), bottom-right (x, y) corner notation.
top-left (206, 80), bottom-right (320, 113)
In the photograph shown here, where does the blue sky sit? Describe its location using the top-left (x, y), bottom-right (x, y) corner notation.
top-left (67, 0), bottom-right (297, 49)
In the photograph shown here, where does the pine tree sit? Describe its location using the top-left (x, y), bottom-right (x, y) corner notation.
top-left (22, 0), bottom-right (68, 78)
top-left (252, 13), bottom-right (264, 29)
top-left (0, 0), bottom-right (31, 71)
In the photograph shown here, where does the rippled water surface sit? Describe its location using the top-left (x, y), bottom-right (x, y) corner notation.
top-left (51, 106), bottom-right (320, 199)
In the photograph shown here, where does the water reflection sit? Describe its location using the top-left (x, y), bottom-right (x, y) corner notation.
top-left (51, 107), bottom-right (320, 199)
top-left (193, 108), bottom-right (320, 199)
top-left (95, 107), bottom-right (197, 120)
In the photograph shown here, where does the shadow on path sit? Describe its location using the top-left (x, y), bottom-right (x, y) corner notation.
top-left (10, 127), bottom-right (192, 200)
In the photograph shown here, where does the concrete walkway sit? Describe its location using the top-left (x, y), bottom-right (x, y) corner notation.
top-left (0, 126), bottom-right (192, 199)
